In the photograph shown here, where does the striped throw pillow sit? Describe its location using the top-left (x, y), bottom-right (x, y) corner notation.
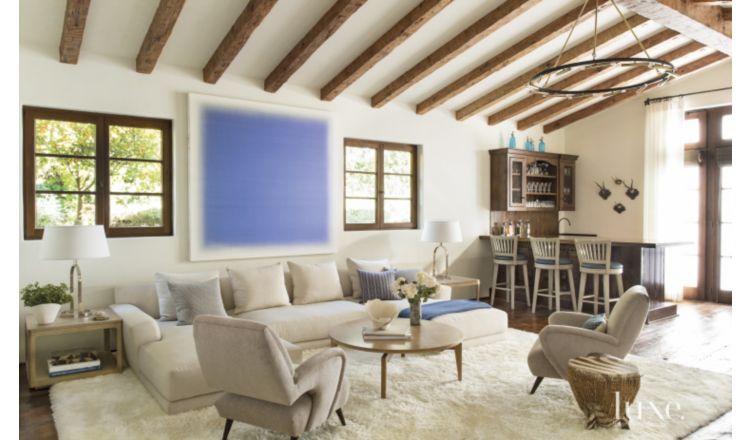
top-left (358, 269), bottom-right (400, 303)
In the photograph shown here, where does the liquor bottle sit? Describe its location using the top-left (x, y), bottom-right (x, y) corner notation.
top-left (491, 222), bottom-right (500, 235)
top-left (507, 221), bottom-right (514, 236)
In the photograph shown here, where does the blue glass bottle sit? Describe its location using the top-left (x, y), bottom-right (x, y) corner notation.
top-left (528, 137), bottom-right (535, 151)
top-left (508, 132), bottom-right (516, 149)
top-left (538, 137), bottom-right (546, 152)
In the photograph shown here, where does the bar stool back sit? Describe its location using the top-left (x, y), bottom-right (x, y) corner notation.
top-left (575, 239), bottom-right (625, 316)
top-left (529, 237), bottom-right (576, 313)
top-left (490, 236), bottom-right (530, 310)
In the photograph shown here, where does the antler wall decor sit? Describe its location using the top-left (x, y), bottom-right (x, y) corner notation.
top-left (595, 181), bottom-right (611, 200)
top-left (612, 176), bottom-right (639, 200)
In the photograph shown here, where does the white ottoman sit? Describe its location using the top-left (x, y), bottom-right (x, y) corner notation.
top-left (432, 307), bottom-right (508, 347)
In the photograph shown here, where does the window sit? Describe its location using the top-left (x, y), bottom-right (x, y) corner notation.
top-left (344, 138), bottom-right (417, 230)
top-left (23, 106), bottom-right (173, 239)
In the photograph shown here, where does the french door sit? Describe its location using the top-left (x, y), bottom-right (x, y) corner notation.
top-left (683, 105), bottom-right (732, 303)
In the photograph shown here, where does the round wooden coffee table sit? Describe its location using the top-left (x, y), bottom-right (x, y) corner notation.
top-left (329, 318), bottom-right (463, 399)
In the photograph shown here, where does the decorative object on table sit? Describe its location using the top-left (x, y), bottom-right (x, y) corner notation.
top-left (508, 132), bottom-right (516, 149)
top-left (538, 137), bottom-right (546, 152)
top-left (613, 202), bottom-right (626, 214)
top-left (47, 348), bottom-right (101, 377)
top-left (392, 272), bottom-right (439, 326)
top-left (93, 310), bottom-right (110, 321)
top-left (40, 225), bottom-right (110, 318)
top-left (568, 354), bottom-right (641, 429)
top-left (361, 319), bottom-right (411, 341)
top-left (528, 0), bottom-right (674, 98)
top-left (421, 220), bottom-right (463, 279)
top-left (364, 299), bottom-right (400, 330)
top-left (595, 181), bottom-right (611, 200)
top-left (20, 282), bottom-right (73, 325)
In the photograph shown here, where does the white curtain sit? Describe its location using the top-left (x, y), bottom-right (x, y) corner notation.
top-left (643, 98), bottom-right (687, 302)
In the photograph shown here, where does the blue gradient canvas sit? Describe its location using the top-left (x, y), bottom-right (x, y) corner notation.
top-left (200, 107), bottom-right (329, 247)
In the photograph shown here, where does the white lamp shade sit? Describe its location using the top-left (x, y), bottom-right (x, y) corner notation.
top-left (421, 221), bottom-right (462, 243)
top-left (40, 225), bottom-right (110, 260)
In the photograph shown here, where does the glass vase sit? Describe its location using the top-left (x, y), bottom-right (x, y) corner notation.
top-left (409, 301), bottom-right (421, 326)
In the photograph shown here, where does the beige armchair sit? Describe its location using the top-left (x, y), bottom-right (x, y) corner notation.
top-left (526, 285), bottom-right (649, 394)
top-left (193, 315), bottom-right (349, 440)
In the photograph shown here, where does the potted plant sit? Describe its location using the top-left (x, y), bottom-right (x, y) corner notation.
top-left (392, 272), bottom-right (439, 326)
top-left (20, 283), bottom-right (72, 324)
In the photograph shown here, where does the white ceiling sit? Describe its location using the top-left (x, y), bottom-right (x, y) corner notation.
top-left (19, 0), bottom-right (719, 127)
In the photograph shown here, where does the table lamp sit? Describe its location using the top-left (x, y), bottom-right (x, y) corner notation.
top-left (421, 220), bottom-right (462, 279)
top-left (40, 225), bottom-right (110, 318)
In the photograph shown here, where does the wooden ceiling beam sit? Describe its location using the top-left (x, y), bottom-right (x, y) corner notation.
top-left (320, 0), bottom-right (452, 101)
top-left (203, 0), bottom-right (278, 84)
top-left (416, 1), bottom-right (599, 115)
top-left (617, 0), bottom-right (730, 54)
top-left (542, 51), bottom-right (728, 133)
top-left (136, 0), bottom-right (186, 74)
top-left (59, 0), bottom-right (91, 64)
top-left (265, 0), bottom-right (367, 93)
top-left (487, 29), bottom-right (679, 126)
top-left (370, 0), bottom-right (542, 108)
top-left (455, 15), bottom-right (648, 121)
top-left (517, 41), bottom-right (704, 130)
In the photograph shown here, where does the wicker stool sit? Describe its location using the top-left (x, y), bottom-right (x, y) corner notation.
top-left (567, 353), bottom-right (641, 429)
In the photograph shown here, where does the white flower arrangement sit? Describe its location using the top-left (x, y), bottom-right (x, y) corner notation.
top-left (392, 272), bottom-right (439, 304)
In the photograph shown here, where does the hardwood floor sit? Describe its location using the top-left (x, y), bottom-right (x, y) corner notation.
top-left (19, 298), bottom-right (732, 440)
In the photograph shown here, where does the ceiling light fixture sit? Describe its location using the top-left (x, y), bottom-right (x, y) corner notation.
top-left (528, 0), bottom-right (676, 98)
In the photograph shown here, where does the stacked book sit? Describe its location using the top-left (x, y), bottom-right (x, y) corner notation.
top-left (362, 321), bottom-right (411, 341)
top-left (47, 349), bottom-right (101, 377)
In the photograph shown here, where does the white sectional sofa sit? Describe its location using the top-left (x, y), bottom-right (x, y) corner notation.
top-left (111, 270), bottom-right (508, 414)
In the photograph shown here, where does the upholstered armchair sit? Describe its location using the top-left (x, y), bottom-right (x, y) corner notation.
top-left (526, 285), bottom-right (649, 394)
top-left (193, 316), bottom-right (349, 440)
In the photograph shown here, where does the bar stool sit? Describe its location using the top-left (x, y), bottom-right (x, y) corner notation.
top-left (490, 235), bottom-right (530, 310)
top-left (575, 239), bottom-right (624, 316)
top-left (530, 237), bottom-right (577, 313)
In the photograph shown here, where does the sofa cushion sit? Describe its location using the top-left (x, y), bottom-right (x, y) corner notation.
top-left (236, 300), bottom-right (365, 343)
top-left (358, 269), bottom-right (400, 302)
top-left (155, 271), bottom-right (222, 320)
top-left (169, 278), bottom-right (227, 325)
top-left (228, 263), bottom-right (290, 313)
top-left (346, 257), bottom-right (391, 299)
top-left (288, 261), bottom-right (344, 305)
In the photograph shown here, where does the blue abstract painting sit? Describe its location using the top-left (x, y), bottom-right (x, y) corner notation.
top-left (188, 94), bottom-right (333, 261)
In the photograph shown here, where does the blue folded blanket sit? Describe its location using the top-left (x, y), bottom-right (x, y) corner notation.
top-left (399, 300), bottom-right (491, 320)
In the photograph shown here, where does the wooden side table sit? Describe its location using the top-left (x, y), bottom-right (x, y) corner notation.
top-left (436, 275), bottom-right (481, 301)
top-left (25, 307), bottom-right (124, 389)
top-left (568, 354), bottom-right (641, 429)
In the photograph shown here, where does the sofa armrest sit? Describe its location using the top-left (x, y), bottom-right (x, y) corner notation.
top-left (110, 304), bottom-right (162, 371)
top-left (538, 325), bottom-right (621, 379)
top-left (548, 311), bottom-right (593, 327)
top-left (435, 284), bottom-right (452, 300)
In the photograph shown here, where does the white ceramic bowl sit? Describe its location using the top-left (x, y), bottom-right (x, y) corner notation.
top-left (365, 299), bottom-right (400, 330)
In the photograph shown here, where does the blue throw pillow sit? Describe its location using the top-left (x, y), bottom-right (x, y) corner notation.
top-left (358, 269), bottom-right (400, 303)
top-left (582, 313), bottom-right (608, 333)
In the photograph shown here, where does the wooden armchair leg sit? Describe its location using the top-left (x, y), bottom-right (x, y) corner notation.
top-left (530, 377), bottom-right (544, 395)
top-left (222, 419), bottom-right (233, 440)
top-left (336, 408), bottom-right (346, 426)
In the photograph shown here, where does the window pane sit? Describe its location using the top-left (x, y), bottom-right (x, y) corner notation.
top-left (345, 172), bottom-right (376, 197)
top-left (384, 175), bottom-right (411, 198)
top-left (721, 223), bottom-right (731, 257)
top-left (110, 160), bottom-right (163, 193)
top-left (345, 146), bottom-right (376, 172)
top-left (681, 255), bottom-right (698, 288)
top-left (35, 157), bottom-right (96, 192)
top-left (35, 119), bottom-right (96, 156)
top-left (345, 198), bottom-right (375, 224)
top-left (384, 149), bottom-right (411, 174)
top-left (109, 125), bottom-right (162, 160)
top-left (721, 165), bottom-right (731, 189)
top-left (721, 114), bottom-right (732, 140)
top-left (384, 199), bottom-right (411, 223)
top-left (683, 118), bottom-right (700, 144)
top-left (110, 195), bottom-right (163, 227)
top-left (721, 190), bottom-right (731, 223)
top-left (36, 193), bottom-right (96, 228)
top-left (720, 257), bottom-right (732, 291)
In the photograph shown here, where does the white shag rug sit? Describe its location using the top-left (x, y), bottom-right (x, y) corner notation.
top-left (50, 329), bottom-right (730, 440)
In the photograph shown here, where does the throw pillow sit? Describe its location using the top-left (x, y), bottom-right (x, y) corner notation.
top-left (154, 270), bottom-right (222, 320)
top-left (288, 261), bottom-right (344, 305)
top-left (582, 314), bottom-right (608, 333)
top-left (168, 278), bottom-right (227, 326)
top-left (228, 263), bottom-right (290, 314)
top-left (346, 257), bottom-right (391, 299)
top-left (394, 268), bottom-right (421, 283)
top-left (358, 269), bottom-right (400, 303)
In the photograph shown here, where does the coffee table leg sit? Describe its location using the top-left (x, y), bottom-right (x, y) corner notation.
top-left (454, 344), bottom-right (463, 381)
top-left (381, 353), bottom-right (390, 399)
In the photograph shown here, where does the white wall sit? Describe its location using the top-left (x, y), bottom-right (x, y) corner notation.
top-left (562, 60), bottom-right (732, 241)
top-left (18, 43), bottom-right (564, 360)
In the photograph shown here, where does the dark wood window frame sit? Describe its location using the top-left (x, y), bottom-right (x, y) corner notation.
top-left (343, 138), bottom-right (418, 231)
top-left (23, 106), bottom-right (173, 239)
